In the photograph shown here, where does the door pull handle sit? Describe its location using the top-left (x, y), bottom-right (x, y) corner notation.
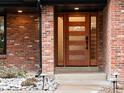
top-left (86, 36), bottom-right (88, 49)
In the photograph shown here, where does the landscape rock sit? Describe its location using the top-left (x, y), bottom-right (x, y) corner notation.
top-left (0, 75), bottom-right (58, 91)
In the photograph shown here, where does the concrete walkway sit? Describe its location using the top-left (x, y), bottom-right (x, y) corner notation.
top-left (53, 81), bottom-right (111, 93)
top-left (1, 72), bottom-right (112, 93)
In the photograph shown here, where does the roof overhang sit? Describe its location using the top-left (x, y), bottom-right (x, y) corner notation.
top-left (0, 0), bottom-right (107, 12)
top-left (41, 0), bottom-right (107, 5)
top-left (0, 0), bottom-right (37, 7)
top-left (0, 0), bottom-right (107, 7)
top-left (41, 0), bottom-right (107, 12)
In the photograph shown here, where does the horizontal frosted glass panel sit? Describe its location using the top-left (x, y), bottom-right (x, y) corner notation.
top-left (69, 55), bottom-right (85, 60)
top-left (69, 17), bottom-right (85, 22)
top-left (69, 26), bottom-right (85, 31)
top-left (69, 45), bottom-right (85, 50)
top-left (69, 36), bottom-right (85, 41)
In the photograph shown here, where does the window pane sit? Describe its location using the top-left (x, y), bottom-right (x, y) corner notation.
top-left (90, 16), bottom-right (96, 60)
top-left (58, 17), bottom-right (64, 65)
top-left (91, 16), bottom-right (96, 29)
top-left (0, 16), bottom-right (5, 54)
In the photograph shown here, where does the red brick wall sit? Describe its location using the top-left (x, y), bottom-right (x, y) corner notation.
top-left (42, 6), bottom-right (54, 74)
top-left (103, 0), bottom-right (124, 80)
top-left (0, 13), bottom-right (40, 71)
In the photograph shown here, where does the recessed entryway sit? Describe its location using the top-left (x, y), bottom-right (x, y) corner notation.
top-left (55, 12), bottom-right (98, 68)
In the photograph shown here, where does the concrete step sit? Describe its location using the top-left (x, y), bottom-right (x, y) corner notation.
top-left (55, 72), bottom-right (111, 93)
top-left (55, 72), bottom-right (111, 85)
top-left (55, 67), bottom-right (99, 74)
top-left (55, 72), bottom-right (107, 81)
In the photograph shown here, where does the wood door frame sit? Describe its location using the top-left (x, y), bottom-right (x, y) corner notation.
top-left (55, 12), bottom-right (98, 67)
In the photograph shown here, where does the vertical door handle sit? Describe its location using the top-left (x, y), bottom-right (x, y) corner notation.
top-left (86, 36), bottom-right (88, 49)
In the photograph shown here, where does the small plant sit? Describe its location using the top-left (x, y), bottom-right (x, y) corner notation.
top-left (17, 70), bottom-right (27, 78)
top-left (0, 65), bottom-right (27, 78)
top-left (21, 78), bottom-right (37, 86)
top-left (3, 72), bottom-right (17, 78)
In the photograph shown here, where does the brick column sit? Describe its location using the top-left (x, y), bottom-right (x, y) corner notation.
top-left (110, 0), bottom-right (124, 80)
top-left (42, 6), bottom-right (54, 74)
top-left (103, 0), bottom-right (112, 79)
top-left (104, 0), bottom-right (124, 80)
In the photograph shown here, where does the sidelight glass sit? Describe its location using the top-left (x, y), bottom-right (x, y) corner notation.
top-left (58, 17), bottom-right (64, 65)
top-left (90, 16), bottom-right (97, 63)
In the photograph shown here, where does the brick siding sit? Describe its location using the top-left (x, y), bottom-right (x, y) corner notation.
top-left (0, 12), bottom-right (40, 71)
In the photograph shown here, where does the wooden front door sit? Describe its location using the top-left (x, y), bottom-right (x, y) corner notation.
top-left (66, 14), bottom-right (89, 66)
top-left (56, 13), bottom-right (97, 67)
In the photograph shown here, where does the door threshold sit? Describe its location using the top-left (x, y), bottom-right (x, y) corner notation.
top-left (55, 67), bottom-right (99, 74)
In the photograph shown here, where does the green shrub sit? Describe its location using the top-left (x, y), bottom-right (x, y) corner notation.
top-left (17, 70), bottom-right (27, 78)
